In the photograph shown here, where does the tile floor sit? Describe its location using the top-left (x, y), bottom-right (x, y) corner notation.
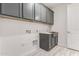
top-left (28, 46), bottom-right (79, 56)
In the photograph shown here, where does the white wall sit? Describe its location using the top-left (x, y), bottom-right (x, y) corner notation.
top-left (0, 17), bottom-right (51, 56)
top-left (51, 5), bottom-right (67, 47)
top-left (0, 5), bottom-right (69, 55)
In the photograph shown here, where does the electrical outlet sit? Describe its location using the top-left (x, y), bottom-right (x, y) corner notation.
top-left (21, 43), bottom-right (25, 47)
top-left (36, 29), bottom-right (38, 33)
top-left (32, 40), bottom-right (38, 46)
top-left (26, 30), bottom-right (31, 33)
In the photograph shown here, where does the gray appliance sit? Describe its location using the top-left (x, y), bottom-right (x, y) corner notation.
top-left (39, 32), bottom-right (58, 51)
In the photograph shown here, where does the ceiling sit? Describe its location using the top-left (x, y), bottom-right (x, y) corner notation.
top-left (43, 3), bottom-right (71, 9)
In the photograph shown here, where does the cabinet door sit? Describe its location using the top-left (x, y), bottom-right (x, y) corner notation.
top-left (23, 3), bottom-right (34, 20)
top-left (46, 9), bottom-right (51, 24)
top-left (50, 11), bottom-right (54, 25)
top-left (1, 3), bottom-right (20, 17)
top-left (19, 3), bottom-right (22, 18)
top-left (35, 3), bottom-right (41, 21)
top-left (46, 9), bottom-right (54, 25)
top-left (40, 33), bottom-right (50, 51)
top-left (40, 4), bottom-right (47, 23)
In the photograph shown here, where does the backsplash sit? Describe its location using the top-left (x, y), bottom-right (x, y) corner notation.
top-left (0, 17), bottom-right (51, 36)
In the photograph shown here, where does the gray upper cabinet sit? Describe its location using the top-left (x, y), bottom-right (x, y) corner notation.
top-left (35, 3), bottom-right (54, 24)
top-left (50, 11), bottom-right (54, 25)
top-left (1, 3), bottom-right (20, 17)
top-left (40, 4), bottom-right (47, 23)
top-left (23, 3), bottom-right (34, 20)
top-left (0, 3), bottom-right (54, 25)
top-left (46, 9), bottom-right (54, 25)
top-left (35, 3), bottom-right (41, 21)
